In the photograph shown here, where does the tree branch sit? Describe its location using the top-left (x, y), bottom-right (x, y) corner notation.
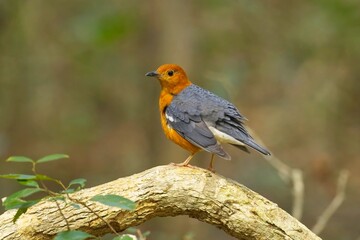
top-left (312, 169), bottom-right (349, 235)
top-left (0, 165), bottom-right (321, 240)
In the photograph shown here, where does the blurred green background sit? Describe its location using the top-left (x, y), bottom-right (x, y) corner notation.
top-left (0, 0), bottom-right (359, 239)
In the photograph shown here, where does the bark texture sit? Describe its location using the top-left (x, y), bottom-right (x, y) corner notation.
top-left (0, 165), bottom-right (321, 240)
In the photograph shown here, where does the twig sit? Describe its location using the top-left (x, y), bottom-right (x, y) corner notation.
top-left (291, 169), bottom-right (304, 220)
top-left (312, 169), bottom-right (349, 235)
top-left (31, 161), bottom-right (120, 235)
top-left (248, 127), bottom-right (306, 220)
top-left (70, 197), bottom-right (120, 236)
top-left (32, 162), bottom-right (71, 231)
top-left (136, 229), bottom-right (146, 240)
top-left (264, 155), bottom-right (292, 182)
top-left (250, 128), bottom-right (350, 230)
top-left (53, 199), bottom-right (70, 231)
top-left (264, 155), bottom-right (305, 221)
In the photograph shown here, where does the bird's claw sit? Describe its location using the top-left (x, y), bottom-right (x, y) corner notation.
top-left (169, 162), bottom-right (195, 168)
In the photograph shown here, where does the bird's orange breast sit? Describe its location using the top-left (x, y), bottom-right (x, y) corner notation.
top-left (159, 90), bottom-right (200, 154)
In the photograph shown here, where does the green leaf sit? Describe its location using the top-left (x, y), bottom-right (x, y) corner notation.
top-left (49, 196), bottom-right (66, 202)
top-left (62, 188), bottom-right (75, 194)
top-left (2, 198), bottom-right (26, 210)
top-left (36, 154), bottom-right (69, 164)
top-left (126, 227), bottom-right (137, 234)
top-left (9, 188), bottom-right (42, 199)
top-left (6, 156), bottom-right (34, 163)
top-left (3, 188), bottom-right (42, 210)
top-left (68, 178), bottom-right (86, 188)
top-left (35, 174), bottom-right (56, 181)
top-left (54, 230), bottom-right (94, 240)
top-left (4, 199), bottom-right (40, 210)
top-left (113, 235), bottom-right (136, 240)
top-left (63, 178), bottom-right (87, 194)
top-left (17, 179), bottom-right (40, 188)
top-left (13, 207), bottom-right (28, 223)
top-left (0, 174), bottom-right (36, 180)
top-left (90, 194), bottom-right (136, 210)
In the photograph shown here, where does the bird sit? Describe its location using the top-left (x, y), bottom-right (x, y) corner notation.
top-left (146, 64), bottom-right (270, 171)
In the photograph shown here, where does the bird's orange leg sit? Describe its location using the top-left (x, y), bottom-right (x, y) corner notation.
top-left (208, 154), bottom-right (215, 172)
top-left (171, 154), bottom-right (194, 167)
top-left (179, 154), bottom-right (194, 166)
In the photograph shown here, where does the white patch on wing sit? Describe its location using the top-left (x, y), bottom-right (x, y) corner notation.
top-left (208, 126), bottom-right (245, 146)
top-left (165, 113), bottom-right (174, 122)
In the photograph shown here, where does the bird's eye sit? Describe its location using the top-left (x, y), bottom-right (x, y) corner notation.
top-left (167, 70), bottom-right (174, 76)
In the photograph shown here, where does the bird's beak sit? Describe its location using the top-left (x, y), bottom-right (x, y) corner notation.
top-left (145, 71), bottom-right (159, 77)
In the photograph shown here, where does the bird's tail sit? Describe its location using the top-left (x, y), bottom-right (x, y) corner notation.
top-left (207, 144), bottom-right (231, 160)
top-left (244, 138), bottom-right (271, 156)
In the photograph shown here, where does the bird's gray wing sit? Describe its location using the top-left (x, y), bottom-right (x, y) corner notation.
top-left (179, 85), bottom-right (270, 155)
top-left (165, 101), bottom-right (230, 160)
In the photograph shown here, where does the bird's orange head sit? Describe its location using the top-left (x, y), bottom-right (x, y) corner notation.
top-left (146, 64), bottom-right (192, 95)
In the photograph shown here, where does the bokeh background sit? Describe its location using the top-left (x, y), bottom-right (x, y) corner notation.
top-left (0, 1), bottom-right (359, 239)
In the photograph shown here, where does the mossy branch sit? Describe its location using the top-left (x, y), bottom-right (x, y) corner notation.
top-left (0, 165), bottom-right (321, 240)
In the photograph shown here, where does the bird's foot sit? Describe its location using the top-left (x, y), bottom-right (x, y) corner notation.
top-left (207, 154), bottom-right (216, 173)
top-left (207, 166), bottom-right (216, 173)
top-left (169, 154), bottom-right (195, 168)
top-left (169, 162), bottom-right (195, 168)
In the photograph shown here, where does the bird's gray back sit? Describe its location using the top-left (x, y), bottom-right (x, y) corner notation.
top-left (171, 84), bottom-right (246, 124)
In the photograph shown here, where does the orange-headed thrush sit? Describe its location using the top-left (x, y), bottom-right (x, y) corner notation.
top-left (146, 64), bottom-right (270, 171)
